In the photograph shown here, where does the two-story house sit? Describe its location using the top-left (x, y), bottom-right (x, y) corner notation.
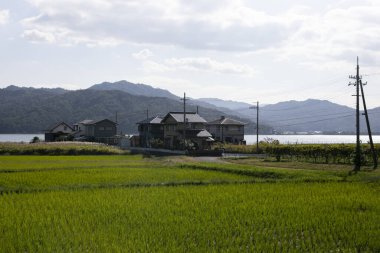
top-left (137, 116), bottom-right (164, 147)
top-left (161, 112), bottom-right (213, 150)
top-left (73, 119), bottom-right (117, 144)
top-left (45, 122), bottom-right (74, 142)
top-left (207, 116), bottom-right (246, 144)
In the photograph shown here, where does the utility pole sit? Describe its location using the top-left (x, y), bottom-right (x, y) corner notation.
top-left (359, 80), bottom-right (378, 169)
top-left (180, 93), bottom-right (189, 150)
top-left (249, 102), bottom-right (259, 153)
top-left (115, 111), bottom-right (118, 135)
top-left (349, 57), bottom-right (361, 171)
top-left (146, 109), bottom-right (149, 148)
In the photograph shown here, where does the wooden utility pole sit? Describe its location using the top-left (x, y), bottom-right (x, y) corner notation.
top-left (146, 109), bottom-right (149, 148)
top-left (115, 111), bottom-right (118, 133)
top-left (349, 57), bottom-right (378, 170)
top-left (359, 80), bottom-right (378, 169)
top-left (180, 93), bottom-right (188, 150)
top-left (249, 102), bottom-right (259, 153)
top-left (256, 101), bottom-right (259, 152)
top-left (349, 57), bottom-right (362, 171)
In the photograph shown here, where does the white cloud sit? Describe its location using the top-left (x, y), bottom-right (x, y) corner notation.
top-left (137, 56), bottom-right (255, 76)
top-left (0, 9), bottom-right (10, 25)
top-left (22, 29), bottom-right (56, 43)
top-left (132, 49), bottom-right (154, 60)
top-left (16, 1), bottom-right (380, 72)
top-left (20, 0), bottom-right (290, 50)
top-left (276, 1), bottom-right (380, 68)
top-left (142, 60), bottom-right (171, 73)
top-left (165, 57), bottom-right (255, 76)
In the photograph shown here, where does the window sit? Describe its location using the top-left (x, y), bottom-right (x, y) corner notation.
top-left (106, 127), bottom-right (112, 131)
top-left (64, 126), bottom-right (67, 131)
top-left (99, 127), bottom-right (105, 131)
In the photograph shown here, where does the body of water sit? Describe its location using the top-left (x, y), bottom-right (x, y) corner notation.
top-left (245, 134), bottom-right (380, 145)
top-left (1, 134), bottom-right (380, 145)
top-left (0, 134), bottom-right (45, 142)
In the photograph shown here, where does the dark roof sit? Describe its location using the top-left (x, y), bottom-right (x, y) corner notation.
top-left (77, 119), bottom-right (117, 125)
top-left (136, 116), bottom-right (162, 124)
top-left (46, 122), bottom-right (74, 132)
top-left (162, 112), bottom-right (207, 123)
top-left (208, 117), bottom-right (246, 125)
top-left (77, 119), bottom-right (94, 125)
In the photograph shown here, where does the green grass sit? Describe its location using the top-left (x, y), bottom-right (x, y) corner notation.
top-left (0, 156), bottom-right (252, 193)
top-left (0, 154), bottom-right (379, 252)
top-left (0, 142), bottom-right (126, 155)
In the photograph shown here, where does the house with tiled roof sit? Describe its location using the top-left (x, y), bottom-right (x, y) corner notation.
top-left (161, 112), bottom-right (214, 150)
top-left (44, 122), bottom-right (74, 142)
top-left (136, 116), bottom-right (164, 147)
top-left (73, 119), bottom-right (117, 144)
top-left (207, 116), bottom-right (246, 144)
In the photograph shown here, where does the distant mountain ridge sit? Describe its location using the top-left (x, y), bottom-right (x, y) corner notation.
top-left (234, 99), bottom-right (380, 133)
top-left (196, 98), bottom-right (253, 110)
top-left (89, 80), bottom-right (179, 100)
top-left (1, 80), bottom-right (379, 134)
top-left (0, 85), bottom-right (258, 134)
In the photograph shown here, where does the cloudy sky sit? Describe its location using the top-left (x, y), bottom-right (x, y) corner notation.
top-left (1, 0), bottom-right (380, 108)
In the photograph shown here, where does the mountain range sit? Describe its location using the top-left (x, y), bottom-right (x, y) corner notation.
top-left (0, 83), bottom-right (263, 134)
top-left (1, 80), bottom-right (379, 134)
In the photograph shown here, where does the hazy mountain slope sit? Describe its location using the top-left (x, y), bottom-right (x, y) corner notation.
top-left (3, 83), bottom-right (377, 134)
top-left (88, 80), bottom-right (179, 100)
top-left (367, 107), bottom-right (380, 133)
top-left (197, 98), bottom-right (253, 110)
top-left (235, 99), bottom-right (374, 133)
top-left (0, 87), bottom-right (259, 134)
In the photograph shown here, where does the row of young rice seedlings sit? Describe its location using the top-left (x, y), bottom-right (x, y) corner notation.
top-left (0, 164), bottom-right (253, 193)
top-left (1, 182), bottom-right (379, 252)
top-left (0, 155), bottom-right (149, 172)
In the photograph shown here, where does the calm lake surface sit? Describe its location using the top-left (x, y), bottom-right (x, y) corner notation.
top-left (1, 134), bottom-right (380, 145)
top-left (245, 134), bottom-right (380, 145)
top-left (0, 134), bottom-right (45, 142)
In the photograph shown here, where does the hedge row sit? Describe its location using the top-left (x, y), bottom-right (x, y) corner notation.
top-left (217, 143), bottom-right (379, 165)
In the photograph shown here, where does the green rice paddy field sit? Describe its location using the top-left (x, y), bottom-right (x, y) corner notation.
top-left (0, 155), bottom-right (379, 252)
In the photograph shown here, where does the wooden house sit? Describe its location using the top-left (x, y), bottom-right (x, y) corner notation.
top-left (137, 116), bottom-right (164, 148)
top-left (161, 112), bottom-right (213, 150)
top-left (73, 119), bottom-right (117, 144)
top-left (207, 116), bottom-right (246, 144)
top-left (44, 122), bottom-right (74, 142)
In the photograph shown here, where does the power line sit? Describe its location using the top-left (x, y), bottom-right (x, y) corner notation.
top-left (271, 114), bottom-right (354, 128)
top-left (264, 111), bottom-right (356, 123)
